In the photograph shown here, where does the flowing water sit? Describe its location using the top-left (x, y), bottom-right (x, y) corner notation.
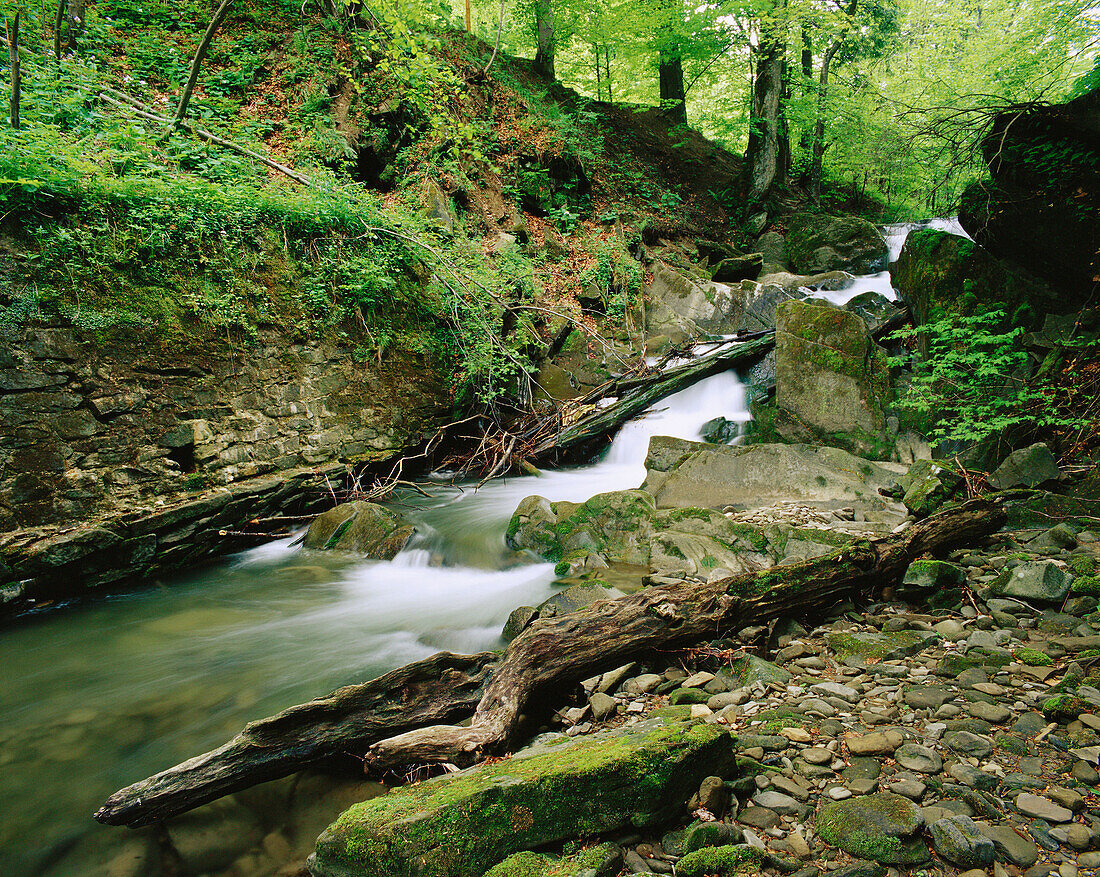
top-left (0, 219), bottom-right (969, 877)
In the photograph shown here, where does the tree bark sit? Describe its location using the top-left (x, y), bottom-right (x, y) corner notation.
top-left (526, 333), bottom-right (774, 464)
top-left (746, 11), bottom-right (785, 206)
top-left (95, 651), bottom-right (497, 827)
top-left (533, 0), bottom-right (554, 79)
top-left (165, 0), bottom-right (234, 138)
top-left (807, 41), bottom-right (840, 195)
top-left (95, 496), bottom-right (1010, 827)
top-left (658, 48), bottom-right (687, 125)
top-left (6, 10), bottom-right (19, 129)
top-left (53, 0), bottom-right (67, 65)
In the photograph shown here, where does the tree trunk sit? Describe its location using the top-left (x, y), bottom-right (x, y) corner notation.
top-left (6, 10), bottom-right (18, 129)
top-left (95, 651), bottom-right (497, 827)
top-left (465, 0), bottom-right (471, 32)
top-left (96, 496), bottom-right (1011, 826)
top-left (746, 16), bottom-right (785, 206)
top-left (533, 0), bottom-right (554, 79)
top-left (165, 0), bottom-right (234, 138)
top-left (777, 59), bottom-right (791, 182)
top-left (807, 41), bottom-right (840, 195)
top-left (53, 0), bottom-right (67, 65)
top-left (658, 48), bottom-right (687, 125)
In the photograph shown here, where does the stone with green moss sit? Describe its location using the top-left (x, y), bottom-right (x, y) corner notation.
top-left (304, 501), bottom-right (415, 559)
top-left (773, 300), bottom-right (892, 459)
top-left (670, 687), bottom-right (712, 705)
top-left (732, 654), bottom-right (791, 688)
top-left (1072, 576), bottom-right (1100, 597)
top-left (937, 650), bottom-right (1012, 676)
top-left (1043, 694), bottom-right (1088, 722)
top-left (676, 844), bottom-right (767, 877)
top-left (309, 718), bottom-right (735, 877)
top-left (900, 460), bottom-right (963, 518)
top-left (816, 792), bottom-right (929, 866)
top-left (901, 559), bottom-right (966, 589)
top-left (1070, 556), bottom-right (1098, 577)
top-left (1013, 647), bottom-right (1054, 666)
top-left (827, 629), bottom-right (937, 661)
top-left (481, 843), bottom-right (622, 877)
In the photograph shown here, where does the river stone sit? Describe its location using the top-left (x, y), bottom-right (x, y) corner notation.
top-left (733, 654), bottom-right (792, 688)
top-left (502, 606), bottom-right (538, 641)
top-left (754, 790), bottom-right (802, 815)
top-left (904, 685), bottom-right (956, 710)
top-left (773, 300), bottom-right (891, 459)
top-left (828, 630), bottom-right (936, 661)
top-left (991, 562), bottom-right (1070, 603)
top-left (816, 792), bottom-right (928, 865)
top-left (977, 823), bottom-right (1041, 867)
top-left (1015, 793), bottom-right (1073, 823)
top-left (946, 731), bottom-right (994, 759)
top-left (309, 718), bottom-right (734, 877)
top-left (969, 701), bottom-right (1013, 723)
top-left (813, 681), bottom-right (860, 703)
top-left (931, 815), bottom-right (996, 868)
top-left (303, 501), bottom-right (415, 559)
top-left (988, 443), bottom-right (1061, 490)
top-left (847, 730), bottom-right (903, 756)
top-left (894, 743), bottom-right (942, 774)
top-left (685, 821), bottom-right (745, 853)
top-left (537, 583), bottom-right (626, 618)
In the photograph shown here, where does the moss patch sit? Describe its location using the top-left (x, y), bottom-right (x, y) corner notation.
top-left (676, 845), bottom-right (767, 877)
top-left (1013, 647), bottom-right (1054, 666)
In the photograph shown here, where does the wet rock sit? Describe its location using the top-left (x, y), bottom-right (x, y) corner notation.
top-left (828, 630), bottom-right (937, 662)
top-left (685, 821), bottom-right (744, 853)
top-left (902, 460), bottom-right (963, 518)
top-left (733, 655), bottom-right (792, 688)
top-left (754, 790), bottom-right (802, 816)
top-left (784, 213), bottom-right (889, 275)
top-left (503, 606), bottom-right (538, 641)
top-left (931, 815), bottom-right (996, 868)
top-left (303, 501), bottom-right (415, 559)
top-left (816, 792), bottom-right (928, 865)
top-left (946, 731), bottom-right (994, 759)
top-left (847, 730), bottom-right (903, 756)
top-left (905, 560), bottom-right (967, 590)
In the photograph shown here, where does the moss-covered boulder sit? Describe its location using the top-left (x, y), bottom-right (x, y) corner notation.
top-left (901, 559), bottom-right (966, 590)
top-left (784, 213), bottom-right (889, 275)
top-left (308, 718), bottom-right (736, 877)
top-left (816, 792), bottom-right (929, 866)
top-left (733, 654), bottom-right (791, 688)
top-left (987, 443), bottom-right (1061, 490)
top-left (303, 502), bottom-right (415, 559)
top-left (901, 459), bottom-right (963, 518)
top-left (890, 230), bottom-right (1055, 344)
top-left (990, 561), bottom-right (1071, 603)
top-left (773, 300), bottom-right (892, 459)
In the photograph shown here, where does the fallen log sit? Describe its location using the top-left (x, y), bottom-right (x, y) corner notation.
top-left (527, 332), bottom-right (774, 465)
top-left (94, 651), bottom-right (497, 828)
top-left (96, 495), bottom-right (1008, 827)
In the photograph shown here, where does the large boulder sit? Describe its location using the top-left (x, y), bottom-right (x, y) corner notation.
top-left (645, 261), bottom-right (744, 343)
top-left (959, 86), bottom-right (1100, 305)
top-left (308, 718), bottom-right (735, 877)
top-left (303, 502), bottom-right (414, 559)
top-left (642, 438), bottom-right (905, 515)
top-left (773, 300), bottom-right (892, 458)
top-left (987, 442), bottom-right (1061, 489)
top-left (784, 213), bottom-right (889, 275)
top-left (990, 561), bottom-right (1071, 603)
top-left (891, 229), bottom-right (1055, 342)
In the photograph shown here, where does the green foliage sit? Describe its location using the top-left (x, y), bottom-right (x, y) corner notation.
top-left (890, 310), bottom-right (1082, 451)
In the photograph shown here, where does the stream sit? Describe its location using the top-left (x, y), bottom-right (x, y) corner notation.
top-left (0, 220), bottom-right (967, 877)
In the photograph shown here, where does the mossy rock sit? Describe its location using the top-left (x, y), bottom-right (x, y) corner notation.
top-left (732, 654), bottom-right (791, 688)
top-left (670, 687), bottom-right (712, 705)
top-left (1013, 647), bottom-right (1054, 667)
top-left (827, 629), bottom-right (937, 661)
top-left (1043, 694), bottom-right (1088, 722)
top-left (901, 459), bottom-right (962, 518)
top-left (676, 844), bottom-right (767, 877)
top-left (482, 843), bottom-right (621, 877)
top-left (902, 559), bottom-right (966, 589)
top-left (1072, 575), bottom-right (1100, 597)
top-left (303, 501), bottom-right (414, 559)
top-left (784, 213), bottom-right (888, 275)
top-left (310, 718), bottom-right (735, 877)
top-left (816, 792), bottom-right (929, 866)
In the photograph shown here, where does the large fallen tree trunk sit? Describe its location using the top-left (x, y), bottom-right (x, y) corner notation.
top-left (96, 495), bottom-right (1008, 828)
top-left (526, 332), bottom-right (774, 465)
top-left (95, 651), bottom-right (496, 827)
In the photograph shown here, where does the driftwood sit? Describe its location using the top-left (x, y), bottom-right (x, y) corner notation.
top-left (95, 651), bottom-right (497, 827)
top-left (527, 332), bottom-right (774, 464)
top-left (96, 495), bottom-right (1008, 828)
